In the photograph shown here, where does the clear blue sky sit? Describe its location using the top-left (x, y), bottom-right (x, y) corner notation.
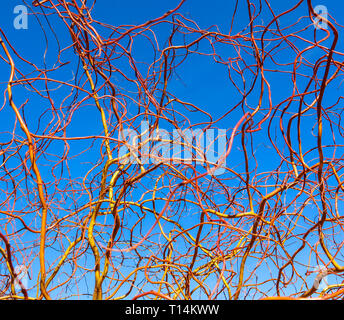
top-left (0, 0), bottom-right (344, 299)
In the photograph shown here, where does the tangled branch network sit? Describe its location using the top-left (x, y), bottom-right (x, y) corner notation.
top-left (0, 0), bottom-right (344, 300)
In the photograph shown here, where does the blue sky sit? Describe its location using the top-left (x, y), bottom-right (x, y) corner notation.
top-left (0, 0), bottom-right (344, 299)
